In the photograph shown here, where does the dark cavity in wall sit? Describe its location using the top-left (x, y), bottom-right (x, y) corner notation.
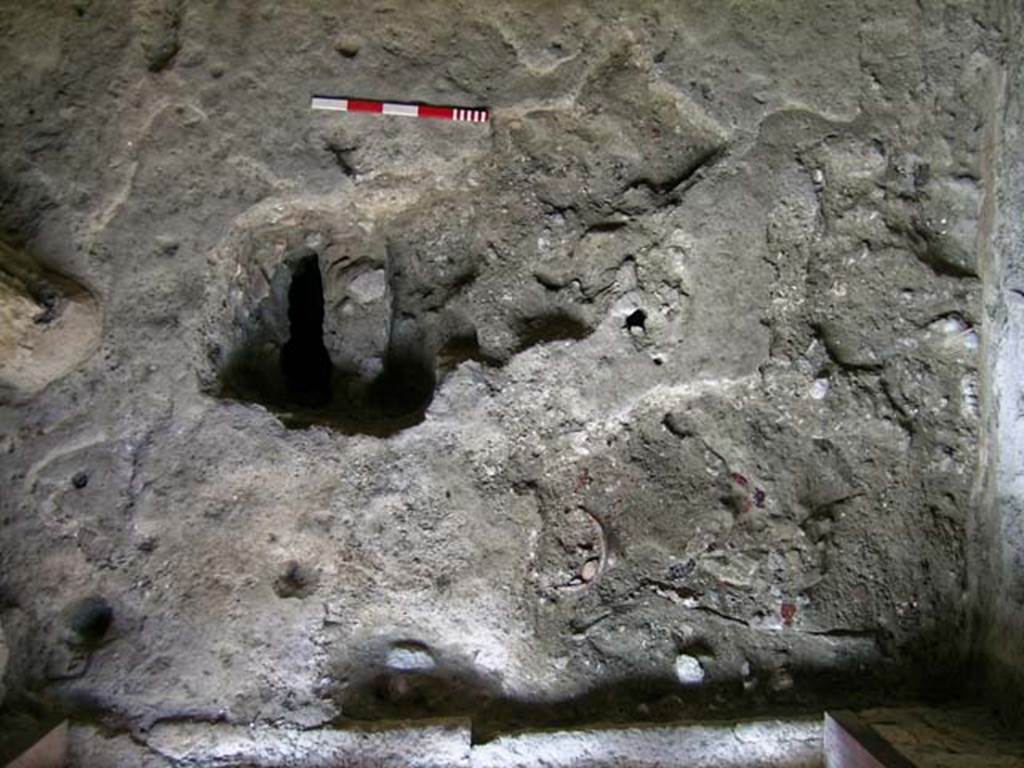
top-left (216, 251), bottom-right (436, 437)
top-left (280, 255), bottom-right (332, 407)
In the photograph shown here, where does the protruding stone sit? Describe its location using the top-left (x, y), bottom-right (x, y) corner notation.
top-left (385, 642), bottom-right (436, 672)
top-left (809, 377), bottom-right (830, 400)
top-left (674, 654), bottom-right (705, 686)
top-left (335, 35), bottom-right (362, 58)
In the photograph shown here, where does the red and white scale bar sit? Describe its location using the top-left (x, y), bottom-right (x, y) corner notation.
top-left (311, 96), bottom-right (489, 123)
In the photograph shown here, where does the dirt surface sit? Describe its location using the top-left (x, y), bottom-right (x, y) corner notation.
top-left (0, 0), bottom-right (1009, 761)
top-left (862, 707), bottom-right (1024, 767)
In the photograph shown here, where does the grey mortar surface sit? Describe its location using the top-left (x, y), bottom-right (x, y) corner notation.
top-left (0, 0), bottom-right (1011, 761)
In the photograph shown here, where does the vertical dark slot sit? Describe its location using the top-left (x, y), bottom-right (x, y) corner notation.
top-left (280, 256), bottom-right (332, 407)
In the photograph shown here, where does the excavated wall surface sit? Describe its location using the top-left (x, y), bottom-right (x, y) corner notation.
top-left (0, 0), bottom-right (1011, 760)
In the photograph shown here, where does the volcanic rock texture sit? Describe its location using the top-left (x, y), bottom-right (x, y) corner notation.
top-left (0, 0), bottom-right (1011, 762)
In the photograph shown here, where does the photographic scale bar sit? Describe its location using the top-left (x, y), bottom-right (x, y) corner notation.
top-left (311, 96), bottom-right (489, 123)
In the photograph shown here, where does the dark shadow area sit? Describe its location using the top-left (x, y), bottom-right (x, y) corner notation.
top-left (513, 310), bottom-right (592, 353)
top-left (330, 623), bottom-right (972, 745)
top-left (280, 255), bottom-right (332, 408)
top-left (0, 623), bottom-right (976, 760)
top-left (436, 327), bottom-right (500, 371)
top-left (372, 318), bottom-right (436, 418)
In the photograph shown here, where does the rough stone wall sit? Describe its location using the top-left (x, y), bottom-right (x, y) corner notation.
top-left (0, 0), bottom-right (1011, 757)
top-left (971, 0), bottom-right (1024, 729)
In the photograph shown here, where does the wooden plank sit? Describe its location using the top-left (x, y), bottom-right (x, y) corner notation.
top-left (825, 711), bottom-right (918, 768)
top-left (5, 721), bottom-right (67, 768)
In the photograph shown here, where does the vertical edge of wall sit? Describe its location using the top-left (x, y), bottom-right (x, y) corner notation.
top-left (970, 0), bottom-right (1024, 729)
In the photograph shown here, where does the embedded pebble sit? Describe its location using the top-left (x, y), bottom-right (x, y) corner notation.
top-left (386, 643), bottom-right (436, 672)
top-left (335, 35), bottom-right (362, 58)
top-left (348, 269), bottom-right (388, 304)
top-left (934, 316), bottom-right (968, 335)
top-left (809, 378), bottom-right (830, 400)
top-left (674, 654), bottom-right (705, 685)
top-left (929, 315), bottom-right (979, 352)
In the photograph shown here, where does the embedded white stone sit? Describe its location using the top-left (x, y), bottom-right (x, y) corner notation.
top-left (810, 378), bottom-right (830, 400)
top-left (674, 654), bottom-right (705, 685)
top-left (348, 269), bottom-right (388, 304)
top-left (386, 644), bottom-right (436, 672)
